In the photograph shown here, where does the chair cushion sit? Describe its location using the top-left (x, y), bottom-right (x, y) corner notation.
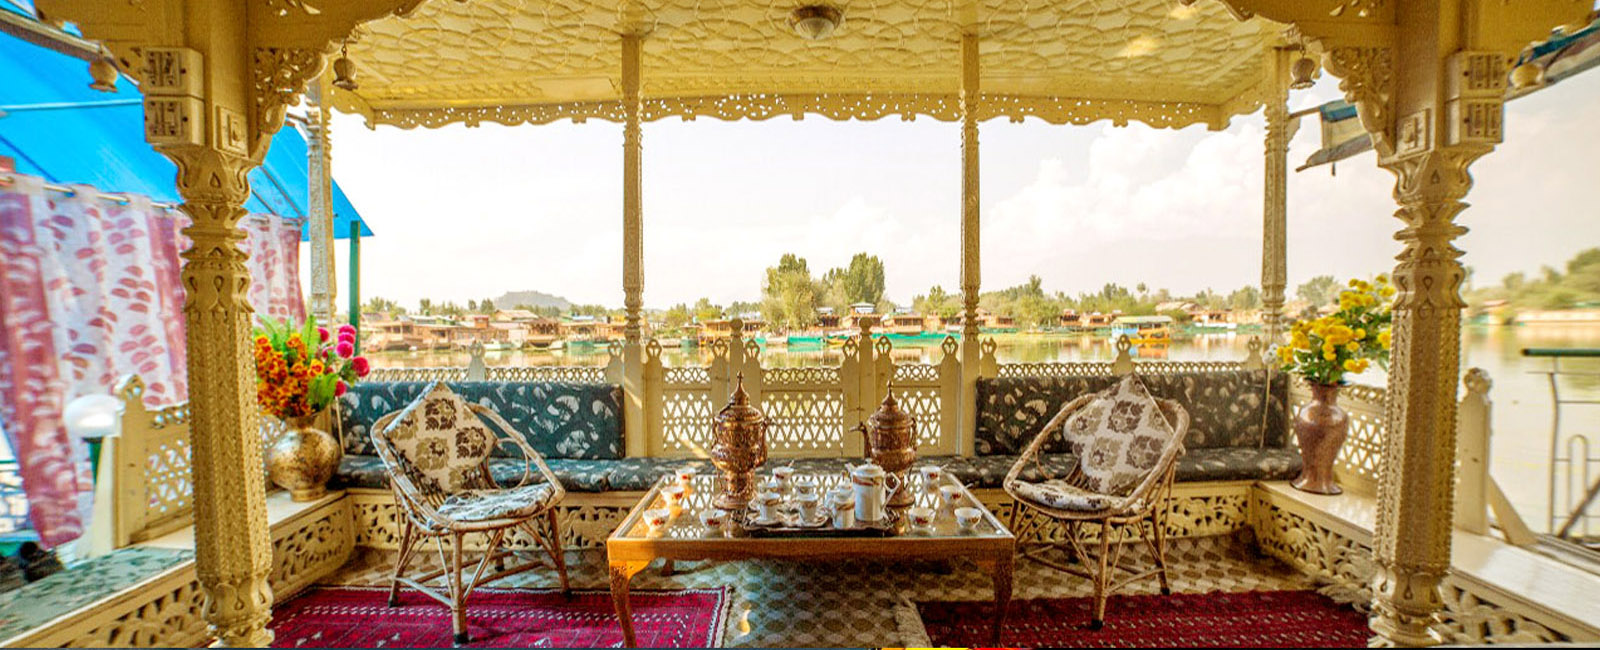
top-left (938, 448), bottom-right (1302, 489)
top-left (381, 382), bottom-right (495, 493)
top-left (339, 381), bottom-right (624, 460)
top-left (437, 484), bottom-right (558, 523)
top-left (604, 458), bottom-right (717, 491)
top-left (1005, 478), bottom-right (1122, 512)
top-left (1062, 375), bottom-right (1180, 496)
top-left (975, 370), bottom-right (1289, 455)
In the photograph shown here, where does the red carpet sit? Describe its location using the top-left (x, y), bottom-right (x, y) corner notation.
top-left (270, 586), bottom-right (729, 648)
top-left (918, 589), bottom-right (1370, 648)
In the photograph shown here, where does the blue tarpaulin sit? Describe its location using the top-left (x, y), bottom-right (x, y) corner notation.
top-left (0, 18), bottom-right (371, 240)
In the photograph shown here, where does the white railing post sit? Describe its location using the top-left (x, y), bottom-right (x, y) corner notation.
top-left (742, 339), bottom-right (764, 408)
top-left (1456, 368), bottom-right (1492, 535)
top-left (1112, 335), bottom-right (1135, 376)
top-left (643, 339), bottom-right (664, 457)
top-left (466, 341), bottom-right (487, 381)
top-left (938, 336), bottom-right (965, 456)
top-left (709, 337), bottom-right (731, 408)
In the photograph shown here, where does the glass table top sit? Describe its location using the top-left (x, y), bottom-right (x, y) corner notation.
top-left (611, 467), bottom-right (1011, 542)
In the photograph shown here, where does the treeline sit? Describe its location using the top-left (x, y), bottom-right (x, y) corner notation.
top-left (1467, 247), bottom-right (1600, 311)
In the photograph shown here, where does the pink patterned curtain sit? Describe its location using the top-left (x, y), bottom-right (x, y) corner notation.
top-left (0, 173), bottom-right (305, 546)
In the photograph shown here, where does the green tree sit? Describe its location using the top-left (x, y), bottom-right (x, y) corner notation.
top-left (692, 298), bottom-right (723, 322)
top-left (480, 298), bottom-right (496, 314)
top-left (913, 285), bottom-right (962, 319)
top-left (467, 299), bottom-right (478, 312)
top-left (418, 298), bottom-right (434, 315)
top-left (1227, 286), bottom-right (1261, 310)
top-left (832, 253), bottom-right (886, 305)
top-left (363, 296), bottom-right (403, 318)
top-left (662, 303), bottom-right (692, 330)
top-left (761, 254), bottom-right (819, 330)
top-left (1296, 275), bottom-right (1340, 308)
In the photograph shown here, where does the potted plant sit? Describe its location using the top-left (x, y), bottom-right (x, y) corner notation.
top-left (1277, 276), bottom-right (1394, 495)
top-left (253, 316), bottom-right (371, 501)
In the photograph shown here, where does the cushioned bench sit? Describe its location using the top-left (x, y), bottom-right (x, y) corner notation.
top-left (966, 369), bottom-right (1301, 487)
top-left (333, 370), bottom-right (1300, 495)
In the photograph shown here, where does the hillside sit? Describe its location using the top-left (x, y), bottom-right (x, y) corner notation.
top-left (494, 290), bottom-right (571, 310)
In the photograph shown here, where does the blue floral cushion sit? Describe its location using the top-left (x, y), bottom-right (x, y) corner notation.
top-left (974, 370), bottom-right (1288, 456)
top-left (335, 454), bottom-right (616, 493)
top-left (338, 381), bottom-right (623, 460)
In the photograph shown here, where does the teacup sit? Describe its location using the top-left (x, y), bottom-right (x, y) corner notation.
top-left (830, 492), bottom-right (855, 528)
top-left (792, 477), bottom-right (820, 497)
top-left (918, 465), bottom-right (943, 487)
top-left (662, 484), bottom-right (687, 507)
top-left (955, 506), bottom-right (983, 531)
top-left (643, 508), bottom-right (671, 532)
top-left (759, 477), bottom-right (785, 497)
top-left (772, 466), bottom-right (796, 488)
top-left (795, 492), bottom-right (821, 523)
top-left (699, 508), bottom-right (728, 530)
top-left (908, 506), bottom-right (936, 530)
top-left (755, 491), bottom-right (784, 523)
top-left (675, 467), bottom-right (696, 486)
top-left (939, 485), bottom-right (965, 509)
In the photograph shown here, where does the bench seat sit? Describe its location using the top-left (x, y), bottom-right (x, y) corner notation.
top-left (334, 447), bottom-right (1299, 493)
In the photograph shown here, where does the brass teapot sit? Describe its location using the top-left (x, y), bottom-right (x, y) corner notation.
top-left (855, 385), bottom-right (917, 507)
top-left (710, 373), bottom-right (768, 510)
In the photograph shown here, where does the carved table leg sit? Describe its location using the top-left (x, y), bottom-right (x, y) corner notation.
top-left (661, 559), bottom-right (675, 576)
top-left (609, 560), bottom-right (649, 648)
top-left (978, 553), bottom-right (1015, 645)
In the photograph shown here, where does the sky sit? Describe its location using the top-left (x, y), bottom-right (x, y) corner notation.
top-left (309, 68), bottom-right (1600, 312)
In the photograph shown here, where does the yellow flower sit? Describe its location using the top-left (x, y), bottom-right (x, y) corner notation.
top-left (1277, 347), bottom-right (1294, 363)
top-left (1375, 273), bottom-right (1389, 284)
top-left (1349, 278), bottom-right (1361, 288)
top-left (1355, 328), bottom-right (1366, 340)
top-left (1291, 333), bottom-right (1311, 350)
top-left (1323, 350), bottom-right (1337, 361)
top-left (1346, 342), bottom-right (1360, 353)
top-left (1378, 329), bottom-right (1392, 349)
top-left (1342, 359), bottom-right (1360, 372)
top-left (1380, 286), bottom-right (1395, 298)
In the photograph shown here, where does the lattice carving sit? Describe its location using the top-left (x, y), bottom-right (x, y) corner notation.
top-left (659, 387), bottom-right (715, 455)
top-left (267, 499), bottom-right (354, 601)
top-left (759, 387), bottom-right (847, 456)
top-left (350, 491), bottom-right (629, 550)
top-left (892, 364), bottom-right (939, 383)
top-left (664, 366), bottom-right (710, 384)
top-left (1438, 578), bottom-right (1567, 644)
top-left (62, 577), bottom-right (208, 648)
top-left (365, 366), bottom-right (469, 382)
top-left (997, 360), bottom-right (1249, 378)
top-left (485, 366), bottom-right (605, 383)
top-left (140, 434), bottom-right (193, 533)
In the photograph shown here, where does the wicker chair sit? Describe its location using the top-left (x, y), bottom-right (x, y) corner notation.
top-left (372, 403), bottom-right (570, 644)
top-left (1003, 390), bottom-right (1189, 630)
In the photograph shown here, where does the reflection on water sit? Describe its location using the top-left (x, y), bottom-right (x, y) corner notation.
top-left (368, 325), bottom-right (1600, 533)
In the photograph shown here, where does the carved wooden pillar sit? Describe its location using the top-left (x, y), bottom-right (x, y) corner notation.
top-left (305, 78), bottom-right (337, 322)
top-left (165, 144), bottom-right (277, 647)
top-left (620, 32), bottom-right (646, 457)
top-left (1260, 48), bottom-right (1290, 342)
top-left (957, 30), bottom-right (981, 455)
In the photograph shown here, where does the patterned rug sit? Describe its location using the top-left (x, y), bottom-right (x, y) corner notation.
top-left (918, 589), bottom-right (1370, 648)
top-left (270, 585), bottom-right (730, 648)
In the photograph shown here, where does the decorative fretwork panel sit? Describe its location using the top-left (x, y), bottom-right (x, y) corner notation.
top-left (996, 360), bottom-right (1249, 378)
top-left (1290, 379), bottom-right (1385, 495)
top-left (267, 499), bottom-right (354, 601)
top-left (139, 433), bottom-right (192, 535)
top-left (350, 490), bottom-right (630, 550)
top-left (365, 366), bottom-right (469, 383)
top-left (759, 384), bottom-right (848, 457)
top-left (486, 366), bottom-right (605, 383)
top-left (659, 385), bottom-right (715, 455)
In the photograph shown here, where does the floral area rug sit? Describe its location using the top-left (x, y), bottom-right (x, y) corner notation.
top-left (917, 589), bottom-right (1370, 648)
top-left (270, 585), bottom-right (730, 648)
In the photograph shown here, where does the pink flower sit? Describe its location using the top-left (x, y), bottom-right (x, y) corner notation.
top-left (335, 341), bottom-right (355, 359)
top-left (337, 324), bottom-right (357, 339)
top-left (352, 356), bottom-right (370, 378)
top-left (334, 381), bottom-right (348, 397)
top-left (337, 331), bottom-right (356, 346)
top-left (317, 327), bottom-right (330, 342)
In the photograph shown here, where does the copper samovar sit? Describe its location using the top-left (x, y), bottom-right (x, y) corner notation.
top-left (856, 386), bottom-right (918, 507)
top-left (710, 373), bottom-right (768, 510)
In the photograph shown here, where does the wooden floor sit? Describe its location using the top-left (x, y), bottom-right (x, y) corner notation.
top-left (318, 532), bottom-right (1319, 647)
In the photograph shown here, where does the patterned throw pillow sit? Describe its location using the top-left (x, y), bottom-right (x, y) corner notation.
top-left (381, 382), bottom-right (495, 493)
top-left (1061, 374), bottom-right (1178, 496)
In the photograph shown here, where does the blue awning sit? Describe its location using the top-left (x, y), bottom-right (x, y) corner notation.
top-left (0, 20), bottom-right (371, 240)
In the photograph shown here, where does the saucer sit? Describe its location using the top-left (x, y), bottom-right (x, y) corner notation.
top-left (791, 512), bottom-right (829, 528)
top-left (750, 514), bottom-right (783, 526)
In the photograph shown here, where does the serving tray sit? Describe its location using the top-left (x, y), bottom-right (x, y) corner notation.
top-left (739, 503), bottom-right (899, 538)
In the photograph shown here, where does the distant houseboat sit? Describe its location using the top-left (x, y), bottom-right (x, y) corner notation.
top-left (698, 318), bottom-right (766, 345)
top-left (1108, 315), bottom-right (1173, 345)
top-left (366, 319), bottom-right (423, 351)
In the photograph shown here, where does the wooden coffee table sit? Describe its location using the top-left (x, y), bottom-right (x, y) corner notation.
top-left (606, 471), bottom-right (1015, 647)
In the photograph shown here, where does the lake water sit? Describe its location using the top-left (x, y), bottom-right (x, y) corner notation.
top-left (368, 324), bottom-right (1600, 534)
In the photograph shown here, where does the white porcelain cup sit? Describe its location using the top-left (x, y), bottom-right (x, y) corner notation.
top-left (772, 466), bottom-right (795, 489)
top-left (830, 492), bottom-right (856, 529)
top-left (955, 506), bottom-right (983, 531)
top-left (939, 485), bottom-right (965, 509)
top-left (795, 492), bottom-right (821, 522)
top-left (662, 484), bottom-right (687, 507)
top-left (792, 477), bottom-right (820, 497)
top-left (643, 508), bottom-right (670, 532)
top-left (760, 477), bottom-right (785, 495)
top-left (918, 465), bottom-right (943, 487)
top-left (908, 506), bottom-right (936, 530)
top-left (756, 492), bottom-right (784, 522)
top-left (699, 508), bottom-right (728, 531)
top-left (675, 467), bottom-right (696, 486)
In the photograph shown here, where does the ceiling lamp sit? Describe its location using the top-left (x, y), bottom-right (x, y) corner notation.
top-left (332, 41), bottom-right (358, 91)
top-left (790, 5), bottom-right (842, 41)
top-left (87, 57), bottom-right (118, 92)
top-left (1289, 54), bottom-right (1317, 90)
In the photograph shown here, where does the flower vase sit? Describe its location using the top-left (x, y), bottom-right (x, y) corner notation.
top-left (266, 411), bottom-right (343, 502)
top-left (1292, 382), bottom-right (1349, 495)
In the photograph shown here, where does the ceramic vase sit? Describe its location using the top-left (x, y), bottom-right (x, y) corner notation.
top-left (1292, 382), bottom-right (1348, 495)
top-left (266, 412), bottom-right (343, 501)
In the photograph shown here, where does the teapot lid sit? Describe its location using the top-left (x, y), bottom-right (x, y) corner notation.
top-left (851, 462), bottom-right (885, 476)
top-left (715, 373), bottom-right (765, 426)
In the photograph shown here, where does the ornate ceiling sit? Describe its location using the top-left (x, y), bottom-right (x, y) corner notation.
top-left (329, 0), bottom-right (1286, 130)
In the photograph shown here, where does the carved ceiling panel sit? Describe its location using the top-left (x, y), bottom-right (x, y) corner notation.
top-left (336, 0), bottom-right (1283, 128)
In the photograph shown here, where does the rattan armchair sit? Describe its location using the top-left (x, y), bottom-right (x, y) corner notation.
top-left (1003, 391), bottom-right (1189, 630)
top-left (372, 403), bottom-right (570, 645)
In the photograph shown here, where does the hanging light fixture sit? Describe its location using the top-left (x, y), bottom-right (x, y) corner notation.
top-left (87, 57), bottom-right (119, 93)
top-left (332, 41), bottom-right (358, 91)
top-left (789, 5), bottom-right (842, 41)
top-left (1289, 51), bottom-right (1317, 90)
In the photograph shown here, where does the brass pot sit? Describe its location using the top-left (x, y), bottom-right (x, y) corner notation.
top-left (861, 386), bottom-right (917, 507)
top-left (710, 374), bottom-right (768, 510)
top-left (1292, 382), bottom-right (1349, 495)
top-left (266, 412), bottom-right (343, 502)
